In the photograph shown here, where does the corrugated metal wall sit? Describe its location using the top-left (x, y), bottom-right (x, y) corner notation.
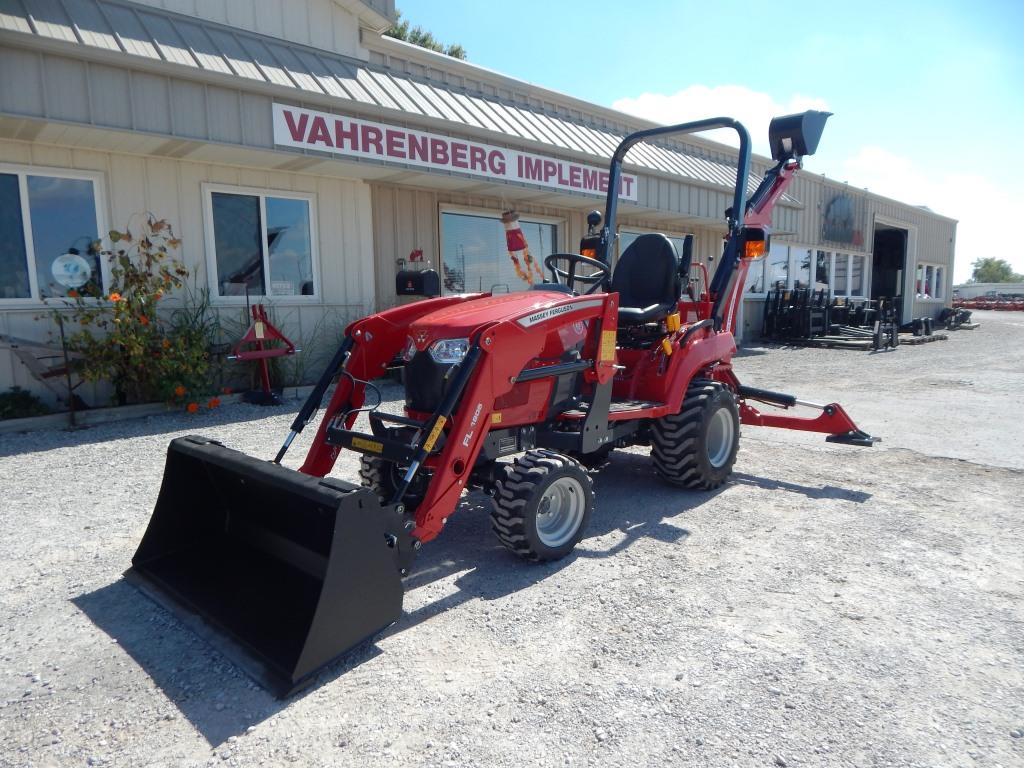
top-left (0, 137), bottom-right (373, 404)
top-left (369, 183), bottom-right (725, 312)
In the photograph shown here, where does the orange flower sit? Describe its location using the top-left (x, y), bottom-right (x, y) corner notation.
top-left (162, 339), bottom-right (171, 350)
top-left (67, 289), bottom-right (80, 298)
top-left (186, 402), bottom-right (199, 414)
top-left (207, 397), bottom-right (221, 409)
top-left (139, 315), bottom-right (149, 325)
top-left (174, 385), bottom-right (186, 397)
top-left (107, 292), bottom-right (122, 302)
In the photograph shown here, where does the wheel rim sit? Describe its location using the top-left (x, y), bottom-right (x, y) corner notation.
top-left (535, 476), bottom-right (586, 548)
top-left (706, 406), bottom-right (735, 468)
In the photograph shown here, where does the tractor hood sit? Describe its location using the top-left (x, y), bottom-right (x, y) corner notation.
top-left (407, 290), bottom-right (571, 351)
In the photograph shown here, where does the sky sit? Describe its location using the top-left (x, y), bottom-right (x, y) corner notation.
top-left (395, 0), bottom-right (1024, 282)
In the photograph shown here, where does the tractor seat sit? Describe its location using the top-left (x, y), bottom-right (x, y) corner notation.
top-left (612, 233), bottom-right (682, 325)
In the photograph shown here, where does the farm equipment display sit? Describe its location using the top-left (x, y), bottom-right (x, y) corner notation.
top-left (128, 110), bottom-right (878, 697)
top-left (762, 290), bottom-right (900, 350)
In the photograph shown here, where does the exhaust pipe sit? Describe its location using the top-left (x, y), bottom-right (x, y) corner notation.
top-left (127, 436), bottom-right (404, 697)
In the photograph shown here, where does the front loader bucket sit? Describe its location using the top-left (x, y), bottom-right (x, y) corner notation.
top-left (126, 436), bottom-right (403, 697)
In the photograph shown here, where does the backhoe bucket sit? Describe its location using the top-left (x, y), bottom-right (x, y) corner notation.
top-left (127, 436), bottom-right (404, 697)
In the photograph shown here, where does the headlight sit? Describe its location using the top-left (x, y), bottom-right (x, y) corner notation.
top-left (428, 338), bottom-right (470, 364)
top-left (401, 336), bottom-right (417, 362)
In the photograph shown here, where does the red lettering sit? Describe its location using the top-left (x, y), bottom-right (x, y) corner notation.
top-left (283, 110), bottom-right (308, 142)
top-left (385, 129), bottom-right (406, 158)
top-left (430, 138), bottom-right (449, 165)
top-left (333, 119), bottom-right (359, 151)
top-left (598, 171), bottom-right (609, 193)
top-left (557, 163), bottom-right (570, 186)
top-left (361, 125), bottom-right (383, 155)
top-left (408, 134), bottom-right (429, 162)
top-left (583, 169), bottom-right (599, 190)
top-left (543, 160), bottom-right (557, 181)
top-left (469, 146), bottom-right (487, 172)
top-left (488, 150), bottom-right (506, 175)
top-left (621, 176), bottom-right (635, 198)
top-left (451, 142), bottom-right (468, 168)
top-left (307, 116), bottom-right (333, 147)
top-left (521, 157), bottom-right (543, 180)
top-left (569, 166), bottom-right (582, 188)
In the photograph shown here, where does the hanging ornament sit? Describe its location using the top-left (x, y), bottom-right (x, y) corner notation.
top-left (501, 210), bottom-right (544, 286)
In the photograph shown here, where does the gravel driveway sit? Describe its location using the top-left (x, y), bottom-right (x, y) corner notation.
top-left (1, 310), bottom-right (1021, 768)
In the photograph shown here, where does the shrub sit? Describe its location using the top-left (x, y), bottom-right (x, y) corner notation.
top-left (0, 387), bottom-right (51, 420)
top-left (49, 215), bottom-right (217, 407)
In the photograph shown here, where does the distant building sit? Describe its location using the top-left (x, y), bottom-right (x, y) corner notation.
top-left (953, 283), bottom-right (1024, 299)
top-left (0, 0), bottom-right (957, 404)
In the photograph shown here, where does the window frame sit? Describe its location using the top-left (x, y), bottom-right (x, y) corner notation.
top-left (0, 163), bottom-right (108, 306)
top-left (437, 204), bottom-right (564, 295)
top-left (202, 183), bottom-right (320, 305)
top-left (914, 260), bottom-right (946, 301)
top-left (746, 242), bottom-right (871, 300)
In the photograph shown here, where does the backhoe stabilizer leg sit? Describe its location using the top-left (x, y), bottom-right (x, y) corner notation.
top-left (737, 394), bottom-right (879, 447)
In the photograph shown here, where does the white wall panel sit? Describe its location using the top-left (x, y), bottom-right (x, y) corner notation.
top-left (0, 138), bottom-right (374, 404)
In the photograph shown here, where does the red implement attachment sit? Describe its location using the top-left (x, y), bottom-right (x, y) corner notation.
top-left (230, 304), bottom-right (296, 405)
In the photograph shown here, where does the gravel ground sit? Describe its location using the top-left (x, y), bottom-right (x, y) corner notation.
top-left (1, 310), bottom-right (1022, 768)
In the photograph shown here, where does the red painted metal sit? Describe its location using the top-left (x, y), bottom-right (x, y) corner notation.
top-left (738, 401), bottom-right (862, 436)
top-left (231, 304), bottom-right (296, 398)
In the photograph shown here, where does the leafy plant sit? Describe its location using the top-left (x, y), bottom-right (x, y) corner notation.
top-left (0, 387), bottom-right (51, 420)
top-left (48, 215), bottom-right (219, 409)
top-left (384, 10), bottom-right (467, 59)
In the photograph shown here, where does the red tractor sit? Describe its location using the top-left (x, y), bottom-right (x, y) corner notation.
top-left (130, 111), bottom-right (876, 696)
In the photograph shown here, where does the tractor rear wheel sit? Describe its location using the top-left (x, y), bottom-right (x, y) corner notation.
top-left (490, 450), bottom-right (593, 562)
top-left (651, 379), bottom-right (739, 490)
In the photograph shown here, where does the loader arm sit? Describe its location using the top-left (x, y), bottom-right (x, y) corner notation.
top-left (296, 295), bottom-right (485, 477)
top-left (407, 293), bottom-right (620, 542)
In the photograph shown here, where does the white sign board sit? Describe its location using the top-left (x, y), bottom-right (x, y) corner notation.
top-left (272, 103), bottom-right (638, 202)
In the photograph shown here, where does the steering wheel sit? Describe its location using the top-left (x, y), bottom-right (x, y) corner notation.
top-left (543, 253), bottom-right (611, 296)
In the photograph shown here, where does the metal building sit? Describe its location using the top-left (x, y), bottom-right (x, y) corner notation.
top-left (0, 0), bottom-right (957, 405)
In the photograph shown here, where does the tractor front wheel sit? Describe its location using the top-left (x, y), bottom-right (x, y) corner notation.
top-left (651, 379), bottom-right (739, 490)
top-left (358, 456), bottom-right (430, 511)
top-left (490, 450), bottom-right (594, 562)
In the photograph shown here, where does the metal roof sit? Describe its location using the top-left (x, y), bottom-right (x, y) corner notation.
top-left (0, 0), bottom-right (767, 196)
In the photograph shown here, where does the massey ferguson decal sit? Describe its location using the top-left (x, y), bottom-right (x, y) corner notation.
top-left (272, 104), bottom-right (638, 201)
top-left (516, 298), bottom-right (605, 328)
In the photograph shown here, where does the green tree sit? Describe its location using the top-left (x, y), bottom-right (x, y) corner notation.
top-left (384, 10), bottom-right (467, 59)
top-left (970, 257), bottom-right (1024, 283)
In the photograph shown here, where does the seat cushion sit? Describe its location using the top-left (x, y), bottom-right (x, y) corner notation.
top-left (611, 234), bottom-right (681, 325)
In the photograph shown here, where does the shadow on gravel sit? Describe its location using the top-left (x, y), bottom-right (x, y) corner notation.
top-left (731, 472), bottom-right (872, 502)
top-left (69, 450), bottom-right (781, 745)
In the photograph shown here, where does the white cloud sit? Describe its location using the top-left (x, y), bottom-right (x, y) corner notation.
top-left (612, 85), bottom-right (829, 155)
top-left (841, 146), bottom-right (1024, 283)
top-left (612, 85), bottom-right (1021, 283)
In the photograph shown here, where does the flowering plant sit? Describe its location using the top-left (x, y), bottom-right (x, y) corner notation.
top-left (50, 215), bottom-right (215, 407)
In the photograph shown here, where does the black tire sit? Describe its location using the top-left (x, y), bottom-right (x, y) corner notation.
top-left (358, 456), bottom-right (429, 510)
top-left (490, 450), bottom-right (594, 562)
top-left (651, 379), bottom-right (739, 490)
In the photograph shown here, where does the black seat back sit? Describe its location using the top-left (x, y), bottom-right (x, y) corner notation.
top-left (611, 233), bottom-right (681, 313)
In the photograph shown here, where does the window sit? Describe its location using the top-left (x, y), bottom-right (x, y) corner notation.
top-left (744, 258), bottom-right (765, 294)
top-left (814, 250), bottom-right (830, 291)
top-left (794, 248), bottom-right (812, 289)
top-left (440, 209), bottom-right (559, 294)
top-left (765, 243), bottom-right (789, 290)
top-left (205, 186), bottom-right (316, 299)
top-left (850, 254), bottom-right (866, 296)
top-left (915, 262), bottom-right (945, 300)
top-left (0, 167), bottom-right (104, 301)
top-left (834, 253), bottom-right (849, 295)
